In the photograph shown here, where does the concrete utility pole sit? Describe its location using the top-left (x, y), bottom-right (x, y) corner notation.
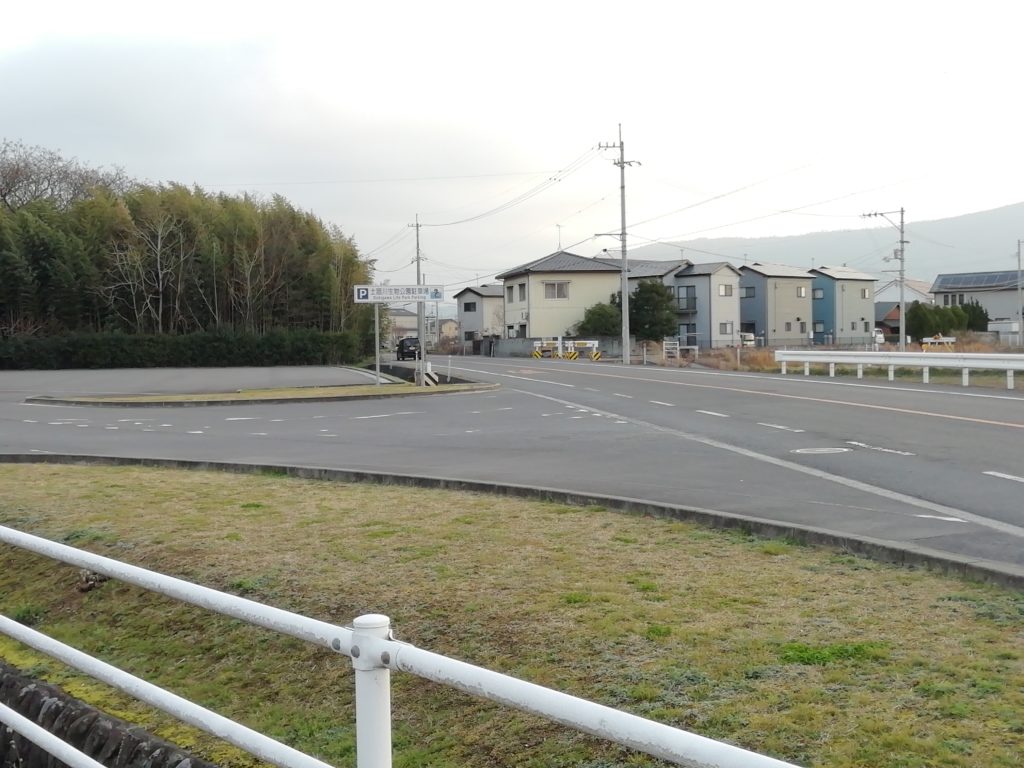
top-left (863, 207), bottom-right (907, 351)
top-left (1017, 239), bottom-right (1023, 347)
top-left (410, 214), bottom-right (425, 383)
top-left (599, 125), bottom-right (639, 365)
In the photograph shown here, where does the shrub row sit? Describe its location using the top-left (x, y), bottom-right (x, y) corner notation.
top-left (0, 330), bottom-right (361, 370)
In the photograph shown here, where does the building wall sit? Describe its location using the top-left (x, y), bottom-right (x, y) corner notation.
top-left (458, 295), bottom-right (505, 339)
top-left (707, 270), bottom-right (741, 347)
top-left (833, 281), bottom-right (875, 343)
top-left (755, 278), bottom-right (813, 346)
top-left (739, 273), bottom-right (767, 338)
top-left (935, 290), bottom-right (1021, 322)
top-left (509, 272), bottom-right (618, 338)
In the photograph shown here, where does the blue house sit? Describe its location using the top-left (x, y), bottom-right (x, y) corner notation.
top-left (809, 266), bottom-right (877, 345)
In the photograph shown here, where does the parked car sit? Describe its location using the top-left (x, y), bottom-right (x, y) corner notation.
top-left (738, 332), bottom-right (756, 347)
top-left (396, 337), bottom-right (421, 361)
top-left (873, 329), bottom-right (886, 345)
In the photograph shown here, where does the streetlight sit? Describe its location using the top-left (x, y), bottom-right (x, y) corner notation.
top-left (863, 208), bottom-right (908, 351)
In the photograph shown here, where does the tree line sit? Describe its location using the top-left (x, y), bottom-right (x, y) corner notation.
top-left (0, 140), bottom-right (376, 359)
top-left (905, 299), bottom-right (989, 341)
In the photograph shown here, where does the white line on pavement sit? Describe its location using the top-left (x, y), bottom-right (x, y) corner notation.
top-left (983, 471), bottom-right (1024, 484)
top-left (696, 410), bottom-right (730, 418)
top-left (225, 417), bottom-right (260, 421)
top-left (650, 400), bottom-right (675, 407)
top-left (758, 423), bottom-right (805, 433)
top-left (915, 514), bottom-right (966, 522)
top-left (846, 441), bottom-right (916, 456)
top-left (613, 393), bottom-right (633, 398)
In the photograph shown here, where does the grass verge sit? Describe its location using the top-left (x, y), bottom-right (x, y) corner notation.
top-left (1, 464), bottom-right (1022, 767)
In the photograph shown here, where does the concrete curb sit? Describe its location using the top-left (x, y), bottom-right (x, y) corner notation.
top-left (2, 453), bottom-right (1021, 591)
top-left (22, 382), bottom-right (500, 408)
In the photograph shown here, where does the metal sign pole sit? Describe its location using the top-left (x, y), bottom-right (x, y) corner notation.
top-left (374, 303), bottom-right (381, 386)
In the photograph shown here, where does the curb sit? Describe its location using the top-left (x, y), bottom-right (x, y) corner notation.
top-left (2, 454), bottom-right (1021, 591)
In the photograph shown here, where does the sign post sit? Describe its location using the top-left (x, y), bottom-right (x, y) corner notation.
top-left (354, 285), bottom-right (445, 386)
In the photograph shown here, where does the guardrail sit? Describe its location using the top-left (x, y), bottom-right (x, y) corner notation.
top-left (0, 524), bottom-right (799, 768)
top-left (775, 350), bottom-right (1024, 389)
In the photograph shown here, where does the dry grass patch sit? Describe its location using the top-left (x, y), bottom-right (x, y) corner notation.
top-left (1, 464), bottom-right (1022, 768)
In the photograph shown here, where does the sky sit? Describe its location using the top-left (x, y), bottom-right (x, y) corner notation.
top-left (4, 0), bottom-right (1023, 310)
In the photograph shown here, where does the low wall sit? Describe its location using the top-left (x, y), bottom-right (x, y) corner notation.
top-left (1, 661), bottom-right (218, 768)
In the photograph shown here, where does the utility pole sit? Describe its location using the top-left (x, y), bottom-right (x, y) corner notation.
top-left (599, 124), bottom-right (639, 365)
top-left (556, 223), bottom-right (562, 251)
top-left (1017, 239), bottom-right (1023, 347)
top-left (409, 214), bottom-right (425, 383)
top-left (863, 207), bottom-right (907, 351)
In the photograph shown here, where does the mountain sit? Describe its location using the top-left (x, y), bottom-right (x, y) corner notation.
top-left (626, 202), bottom-right (1024, 283)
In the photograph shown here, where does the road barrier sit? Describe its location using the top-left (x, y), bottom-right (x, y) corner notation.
top-left (0, 524), bottom-right (799, 768)
top-left (775, 350), bottom-right (1024, 389)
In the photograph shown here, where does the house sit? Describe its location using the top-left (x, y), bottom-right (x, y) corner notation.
top-left (454, 284), bottom-right (505, 341)
top-left (808, 266), bottom-right (877, 345)
top-left (930, 270), bottom-right (1024, 323)
top-left (672, 262), bottom-right (743, 347)
top-left (496, 251), bottom-right (621, 338)
top-left (386, 307), bottom-right (419, 346)
top-left (875, 277), bottom-right (933, 305)
top-left (738, 263), bottom-right (814, 347)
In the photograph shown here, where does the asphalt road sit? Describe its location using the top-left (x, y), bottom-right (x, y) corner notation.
top-left (1, 360), bottom-right (1022, 580)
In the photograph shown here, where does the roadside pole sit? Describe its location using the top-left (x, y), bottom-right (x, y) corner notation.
top-left (374, 304), bottom-right (381, 386)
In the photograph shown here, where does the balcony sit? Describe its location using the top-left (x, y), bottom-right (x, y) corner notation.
top-left (676, 297), bottom-right (698, 314)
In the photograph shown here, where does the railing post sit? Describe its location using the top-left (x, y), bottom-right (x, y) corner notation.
top-left (780, 361), bottom-right (787, 375)
top-left (962, 368), bottom-right (970, 387)
top-left (888, 365), bottom-right (895, 381)
top-left (829, 362), bottom-right (835, 378)
top-left (803, 362), bottom-right (810, 376)
top-left (856, 364), bottom-right (863, 379)
top-left (923, 367), bottom-right (929, 384)
top-left (1009, 370), bottom-right (1015, 390)
top-left (351, 614), bottom-right (393, 768)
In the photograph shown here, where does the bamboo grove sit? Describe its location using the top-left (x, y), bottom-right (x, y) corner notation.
top-left (0, 141), bottom-right (377, 363)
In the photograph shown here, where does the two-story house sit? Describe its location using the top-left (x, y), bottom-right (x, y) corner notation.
top-left (739, 263), bottom-right (814, 346)
top-left (673, 262), bottom-right (743, 347)
top-left (809, 266), bottom-right (877, 345)
top-left (496, 251), bottom-right (621, 338)
top-left (930, 270), bottom-right (1024, 323)
top-left (454, 284), bottom-right (505, 341)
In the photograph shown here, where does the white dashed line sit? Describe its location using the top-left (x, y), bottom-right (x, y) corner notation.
top-left (585, 387), bottom-right (601, 392)
top-left (758, 423), bottom-right (805, 433)
top-left (118, 418), bottom-right (154, 423)
top-left (984, 471), bottom-right (1024, 484)
top-left (22, 420), bottom-right (38, 423)
top-left (613, 393), bottom-right (633, 398)
top-left (250, 432), bottom-right (268, 436)
top-left (29, 449), bottom-right (53, 454)
top-left (696, 410), bottom-right (730, 418)
top-left (104, 426), bottom-right (118, 430)
top-left (915, 514), bottom-right (966, 522)
top-left (186, 430), bottom-right (204, 435)
top-left (496, 407), bottom-right (514, 411)
top-left (319, 434), bottom-right (338, 438)
top-left (225, 417), bottom-right (260, 421)
top-left (541, 412), bottom-right (565, 417)
top-left (159, 424), bottom-right (173, 427)
top-left (649, 400), bottom-right (675, 407)
top-left (846, 441), bottom-right (915, 456)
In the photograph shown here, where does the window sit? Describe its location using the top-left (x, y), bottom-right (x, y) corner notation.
top-left (518, 283), bottom-right (527, 302)
top-left (813, 288), bottom-right (824, 299)
top-left (785, 322), bottom-right (792, 332)
top-left (942, 294), bottom-right (949, 306)
top-left (814, 322), bottom-right (824, 333)
top-left (464, 331), bottom-right (475, 341)
top-left (863, 321), bottom-right (870, 332)
top-left (740, 286), bottom-right (755, 298)
top-left (851, 321), bottom-right (856, 331)
top-left (463, 301), bottom-right (477, 313)
top-left (958, 293), bottom-right (964, 305)
top-left (544, 281), bottom-right (569, 299)
top-left (860, 287), bottom-right (869, 299)
top-left (506, 286), bottom-right (514, 303)
top-left (718, 284), bottom-right (733, 297)
top-left (800, 321), bottom-right (807, 334)
top-left (719, 322), bottom-right (733, 335)
top-left (797, 286), bottom-right (807, 298)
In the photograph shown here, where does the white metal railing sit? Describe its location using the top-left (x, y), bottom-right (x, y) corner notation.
top-left (775, 350), bottom-right (1024, 389)
top-left (0, 524), bottom-right (800, 768)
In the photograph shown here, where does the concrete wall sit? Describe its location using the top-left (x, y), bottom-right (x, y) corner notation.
top-left (1, 661), bottom-right (219, 768)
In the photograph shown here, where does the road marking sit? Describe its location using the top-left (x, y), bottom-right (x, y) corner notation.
top-left (225, 417), bottom-right (260, 421)
top-left (791, 447), bottom-right (850, 454)
top-left (515, 388), bottom-right (1024, 539)
top-left (650, 400), bottom-right (675, 407)
top-left (250, 432), bottom-right (268, 436)
top-left (21, 420), bottom-right (38, 423)
top-left (613, 393), bottom-right (633, 398)
top-left (758, 423), bottom-right (805, 433)
top-left (570, 415), bottom-right (586, 419)
top-left (846, 441), bottom-right (916, 456)
top-left (915, 514), bottom-right (966, 522)
top-left (104, 426), bottom-right (118, 430)
top-left (497, 407), bottom-right (514, 411)
top-left (118, 418), bottom-right (154, 422)
top-left (983, 471), bottom-right (1024, 484)
top-left (29, 449), bottom-right (53, 454)
top-left (465, 429), bottom-right (480, 433)
top-left (448, 365), bottom-right (575, 388)
top-left (186, 430), bottom-right (204, 434)
top-left (319, 434), bottom-right (339, 438)
top-left (541, 412), bottom-right (565, 417)
top-left (585, 387), bottom-right (601, 392)
top-left (696, 410), bottom-right (730, 418)
top-left (159, 424), bottom-right (173, 427)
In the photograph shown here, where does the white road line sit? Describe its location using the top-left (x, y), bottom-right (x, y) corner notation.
top-left (613, 393), bottom-right (633, 398)
top-left (585, 387), bottom-right (601, 392)
top-left (846, 441), bottom-right (916, 456)
top-left (21, 420), bottom-right (37, 423)
top-left (159, 424), bottom-right (173, 427)
top-left (983, 471), bottom-right (1024, 484)
top-left (541, 412), bottom-right (565, 416)
top-left (514, 388), bottom-right (1024, 539)
top-left (104, 426), bottom-right (118, 430)
top-left (319, 434), bottom-right (339, 438)
top-left (118, 418), bottom-right (154, 422)
top-left (250, 432), bottom-right (268, 436)
top-left (696, 410), bottom-right (730, 418)
top-left (758, 423), bottom-right (805, 433)
top-left (650, 400), bottom-right (675, 407)
top-left (225, 417), bottom-right (260, 421)
top-left (29, 449), bottom-right (53, 454)
top-left (496, 407), bottom-right (514, 411)
top-left (915, 514), bottom-right (966, 522)
top-left (186, 430), bottom-right (204, 434)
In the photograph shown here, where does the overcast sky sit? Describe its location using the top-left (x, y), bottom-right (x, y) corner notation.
top-left (4, 0), bottom-right (1023, 301)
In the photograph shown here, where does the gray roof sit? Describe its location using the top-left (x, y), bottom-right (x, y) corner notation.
top-left (931, 270), bottom-right (1023, 293)
top-left (810, 266), bottom-right (877, 282)
top-left (592, 257), bottom-right (688, 279)
top-left (675, 261), bottom-right (741, 278)
top-left (496, 251), bottom-right (621, 280)
top-left (453, 284), bottom-right (504, 299)
top-left (740, 263), bottom-right (813, 279)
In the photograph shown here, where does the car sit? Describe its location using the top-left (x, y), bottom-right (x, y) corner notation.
top-left (872, 329), bottom-right (886, 345)
top-left (396, 337), bottom-right (421, 361)
top-left (738, 332), bottom-right (756, 347)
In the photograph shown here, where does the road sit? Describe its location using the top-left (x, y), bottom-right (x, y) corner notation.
top-left (1, 360), bottom-right (1022, 581)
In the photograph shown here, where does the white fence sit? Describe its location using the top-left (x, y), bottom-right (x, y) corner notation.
top-left (775, 350), bottom-right (1024, 389)
top-left (0, 524), bottom-right (799, 768)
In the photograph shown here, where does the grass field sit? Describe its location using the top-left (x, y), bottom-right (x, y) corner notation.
top-left (1, 464), bottom-right (1022, 767)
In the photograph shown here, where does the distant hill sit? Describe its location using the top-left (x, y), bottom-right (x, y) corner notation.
top-left (626, 202), bottom-right (1024, 283)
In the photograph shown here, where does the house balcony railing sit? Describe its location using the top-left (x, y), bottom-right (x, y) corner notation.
top-left (676, 297), bottom-right (697, 313)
